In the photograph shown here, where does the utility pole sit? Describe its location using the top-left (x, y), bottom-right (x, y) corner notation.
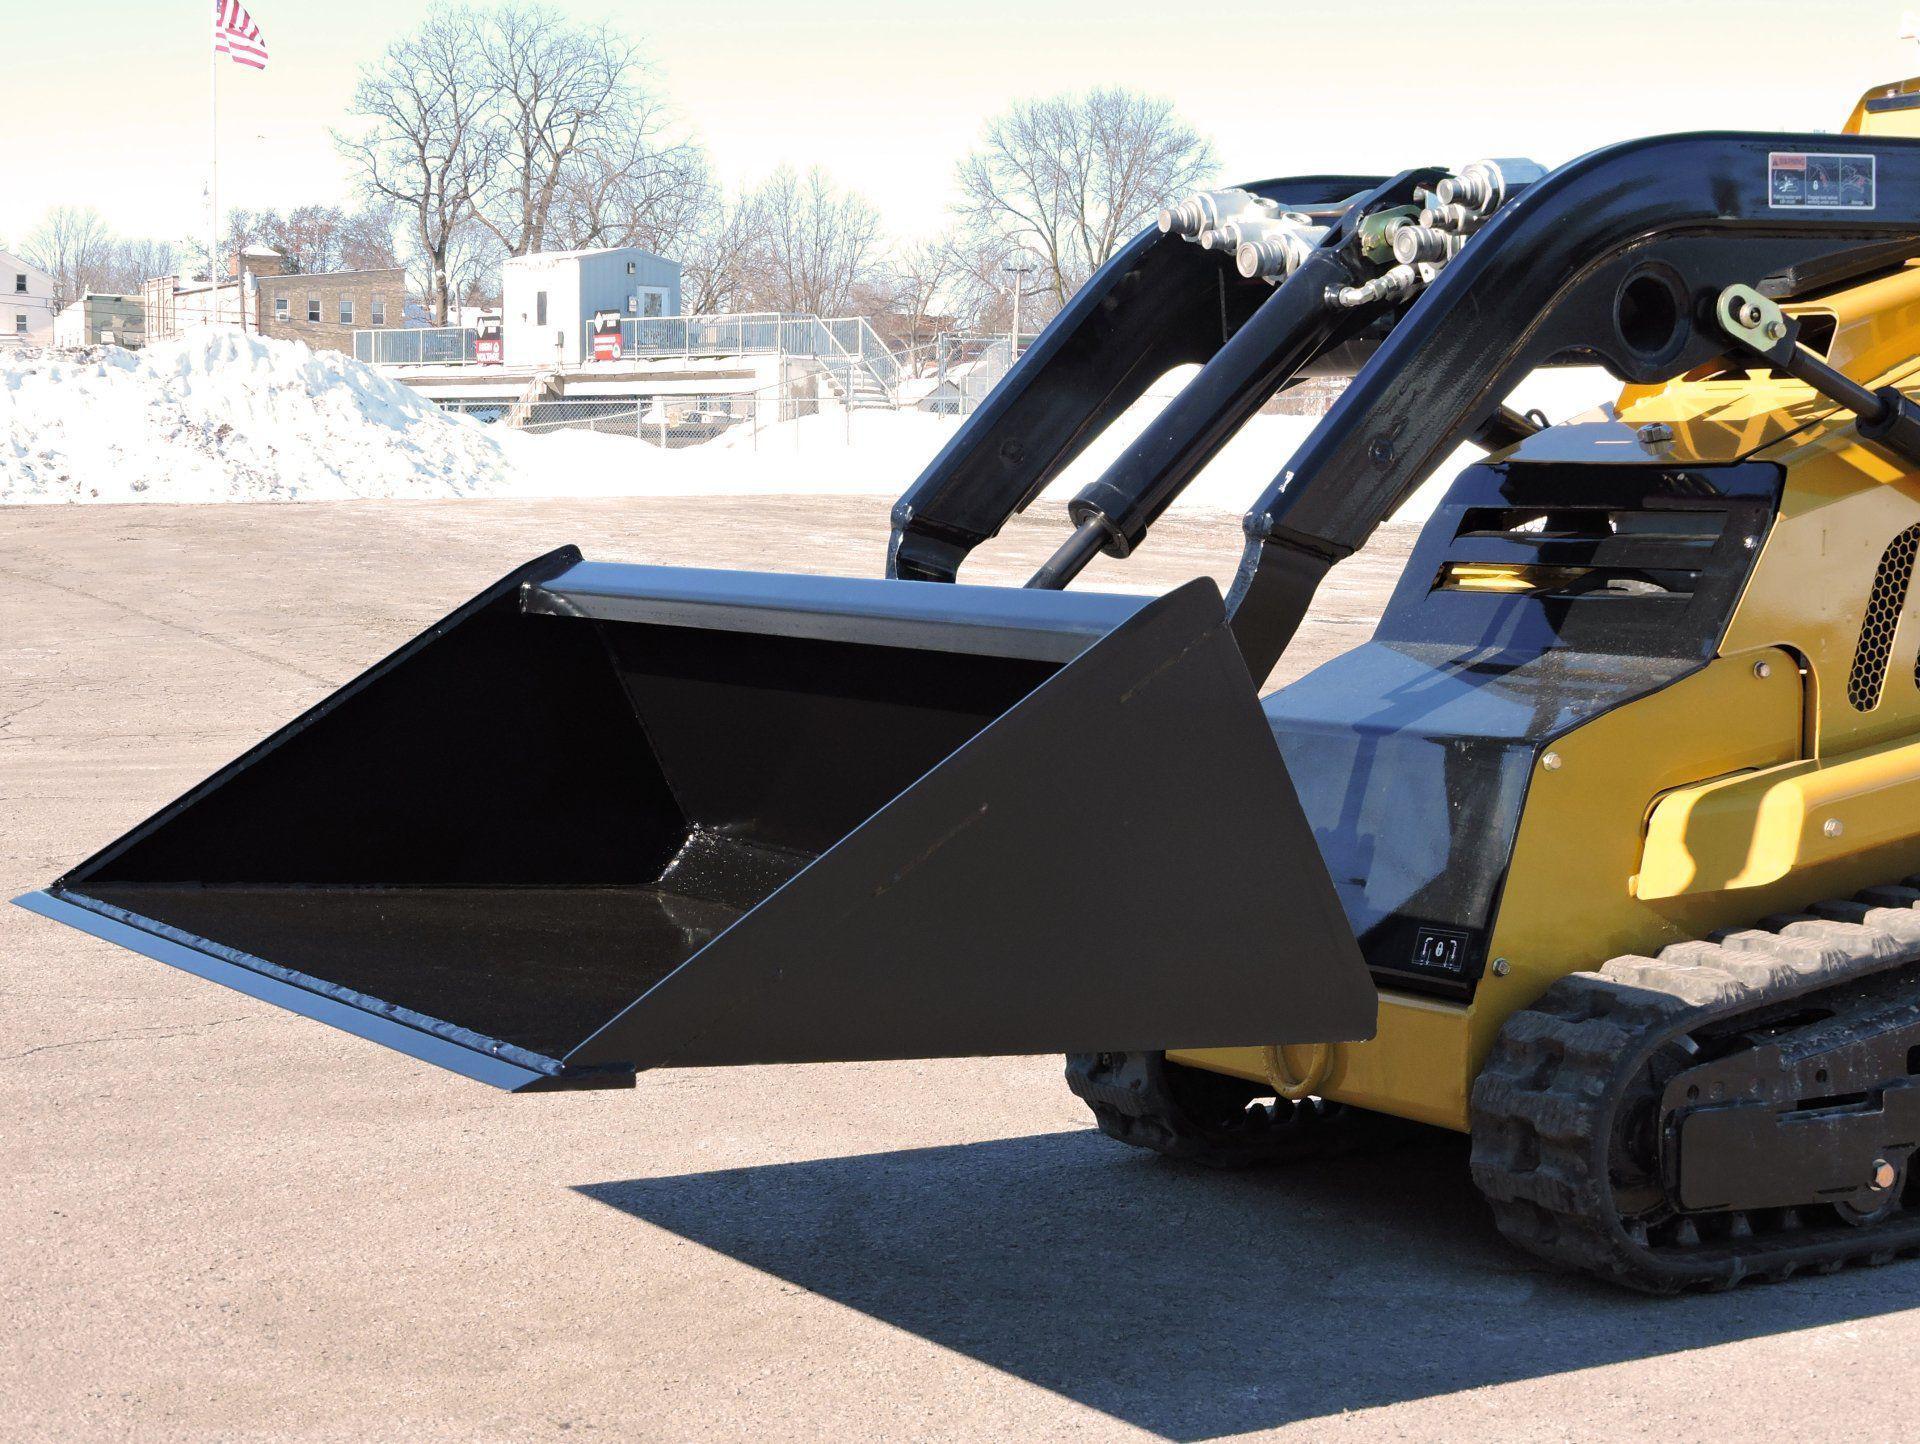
top-left (1003, 249), bottom-right (1036, 365)
top-left (209, 19), bottom-right (221, 325)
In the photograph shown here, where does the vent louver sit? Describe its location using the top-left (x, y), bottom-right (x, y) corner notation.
top-left (1851, 523), bottom-right (1920, 711)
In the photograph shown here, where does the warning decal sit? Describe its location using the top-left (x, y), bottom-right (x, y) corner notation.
top-left (1769, 151), bottom-right (1876, 210)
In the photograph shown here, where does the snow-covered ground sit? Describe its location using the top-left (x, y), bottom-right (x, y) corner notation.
top-left (1, 329), bottom-right (1622, 520)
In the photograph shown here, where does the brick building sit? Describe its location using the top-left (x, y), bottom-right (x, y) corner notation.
top-left (255, 261), bottom-right (407, 355)
top-left (143, 247), bottom-right (406, 356)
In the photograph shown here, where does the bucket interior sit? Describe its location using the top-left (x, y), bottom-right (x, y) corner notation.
top-left (68, 579), bottom-right (1064, 1063)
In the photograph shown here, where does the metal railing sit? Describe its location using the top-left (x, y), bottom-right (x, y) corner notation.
top-left (355, 312), bottom-right (901, 405)
top-left (621, 311), bottom-right (899, 403)
top-left (353, 326), bottom-right (477, 366)
top-left (824, 316), bottom-right (902, 394)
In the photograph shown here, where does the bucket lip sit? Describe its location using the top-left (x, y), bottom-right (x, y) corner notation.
top-left (13, 887), bottom-right (635, 1093)
top-left (525, 560), bottom-right (1155, 664)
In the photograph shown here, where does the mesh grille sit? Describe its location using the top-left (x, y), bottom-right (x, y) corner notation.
top-left (1850, 523), bottom-right (1920, 711)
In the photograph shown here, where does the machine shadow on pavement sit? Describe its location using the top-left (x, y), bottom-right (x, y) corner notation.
top-left (579, 1125), bottom-right (1920, 1440)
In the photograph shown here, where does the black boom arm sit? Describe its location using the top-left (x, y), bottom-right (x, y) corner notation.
top-left (885, 175), bottom-right (1385, 583)
top-left (1225, 131), bottom-right (1920, 679)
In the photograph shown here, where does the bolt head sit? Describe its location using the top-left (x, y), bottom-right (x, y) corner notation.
top-left (1872, 1159), bottom-right (1898, 1191)
top-left (1754, 660), bottom-right (1772, 679)
top-left (1764, 319), bottom-right (1787, 340)
top-left (1491, 957), bottom-right (1511, 977)
top-left (1742, 304), bottom-right (1764, 326)
top-left (1541, 751), bottom-right (1562, 771)
top-left (1823, 817), bottom-right (1845, 839)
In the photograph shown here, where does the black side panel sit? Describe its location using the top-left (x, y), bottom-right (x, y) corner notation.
top-left (1377, 459), bottom-right (1783, 660)
top-left (569, 579), bottom-right (1376, 1070)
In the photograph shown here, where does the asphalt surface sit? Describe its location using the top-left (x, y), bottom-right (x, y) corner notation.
top-left (4, 494), bottom-right (1918, 1442)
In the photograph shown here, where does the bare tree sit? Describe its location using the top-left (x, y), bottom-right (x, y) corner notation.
top-left (22, 206), bottom-right (116, 305)
top-left (223, 204), bottom-right (401, 274)
top-left (336, 205), bottom-right (404, 272)
top-left (941, 227), bottom-right (1024, 334)
top-left (98, 237), bottom-right (181, 293)
top-left (750, 165), bottom-right (883, 316)
top-left (668, 183), bottom-right (770, 314)
top-left (547, 115), bottom-right (711, 255)
top-left (335, 6), bottom-right (498, 323)
top-left (473, 5), bottom-right (667, 257)
top-left (440, 213), bottom-right (505, 314)
top-left (882, 234), bottom-right (966, 374)
top-left (957, 87), bottom-right (1216, 311)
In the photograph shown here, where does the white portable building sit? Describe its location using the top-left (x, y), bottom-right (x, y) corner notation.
top-left (501, 245), bottom-right (682, 366)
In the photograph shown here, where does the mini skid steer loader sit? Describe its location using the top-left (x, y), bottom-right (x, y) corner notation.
top-left (30, 79), bottom-right (1920, 1293)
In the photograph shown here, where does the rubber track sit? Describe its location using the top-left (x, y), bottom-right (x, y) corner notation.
top-left (1471, 887), bottom-right (1920, 1292)
top-left (1066, 1050), bottom-right (1419, 1168)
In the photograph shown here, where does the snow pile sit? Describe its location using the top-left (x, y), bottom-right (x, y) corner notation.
top-left (0, 328), bottom-right (516, 504)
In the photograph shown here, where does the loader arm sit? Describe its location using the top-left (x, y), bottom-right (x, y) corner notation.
top-left (1224, 132), bottom-right (1920, 679)
top-left (886, 173), bottom-right (1386, 583)
top-left (900, 132), bottom-right (1920, 682)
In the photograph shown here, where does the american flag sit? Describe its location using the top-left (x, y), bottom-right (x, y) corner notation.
top-left (213, 0), bottom-right (268, 70)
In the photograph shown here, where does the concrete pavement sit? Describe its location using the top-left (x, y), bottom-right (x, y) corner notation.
top-left (3, 494), bottom-right (1916, 1442)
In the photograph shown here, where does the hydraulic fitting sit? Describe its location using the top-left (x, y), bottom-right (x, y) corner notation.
top-left (1159, 188), bottom-right (1281, 240)
top-left (1328, 262), bottom-right (1423, 309)
top-left (1434, 157), bottom-right (1548, 216)
top-left (1391, 226), bottom-right (1465, 265)
top-left (1234, 219), bottom-right (1329, 282)
top-left (1357, 206), bottom-right (1420, 264)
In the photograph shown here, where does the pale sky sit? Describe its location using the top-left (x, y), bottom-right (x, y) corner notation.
top-left (7, 0), bottom-right (1920, 252)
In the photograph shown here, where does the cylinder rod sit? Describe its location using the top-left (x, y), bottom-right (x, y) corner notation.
top-left (1025, 517), bottom-right (1110, 590)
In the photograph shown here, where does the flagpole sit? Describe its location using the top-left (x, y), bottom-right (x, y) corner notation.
top-left (210, 2), bottom-right (220, 326)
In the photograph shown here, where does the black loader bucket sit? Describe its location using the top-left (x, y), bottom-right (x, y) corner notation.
top-left (18, 547), bottom-right (1374, 1091)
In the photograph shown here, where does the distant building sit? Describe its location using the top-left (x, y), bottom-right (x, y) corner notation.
top-left (501, 245), bottom-right (681, 366)
top-left (142, 247), bottom-right (285, 338)
top-left (142, 247), bottom-right (406, 356)
top-left (1, 248), bottom-right (57, 347)
top-left (52, 293), bottom-right (146, 349)
top-left (256, 267), bottom-right (407, 355)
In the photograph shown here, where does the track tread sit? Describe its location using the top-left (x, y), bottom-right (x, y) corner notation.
top-left (1471, 885), bottom-right (1920, 1293)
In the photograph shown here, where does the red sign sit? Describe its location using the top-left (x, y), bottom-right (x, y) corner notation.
top-left (590, 309), bottom-right (623, 362)
top-left (474, 315), bottom-right (503, 366)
